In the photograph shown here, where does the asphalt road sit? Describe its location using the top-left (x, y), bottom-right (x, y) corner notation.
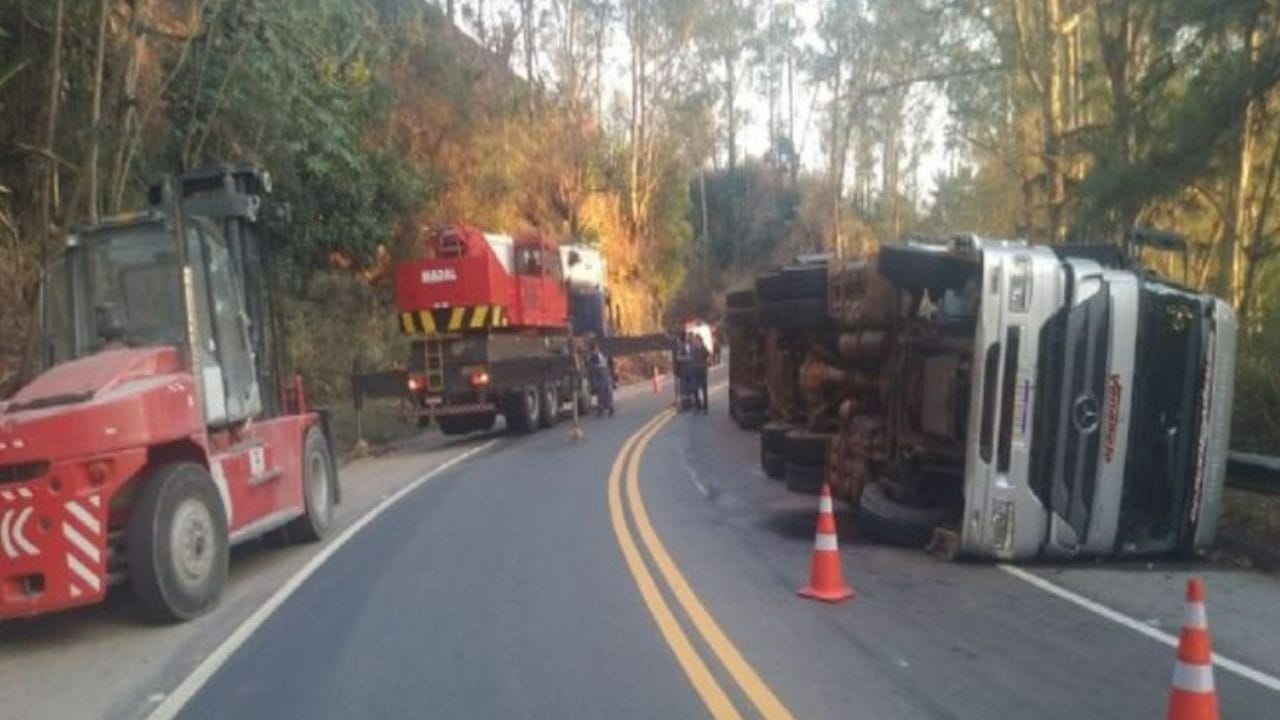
top-left (166, 373), bottom-right (1280, 720)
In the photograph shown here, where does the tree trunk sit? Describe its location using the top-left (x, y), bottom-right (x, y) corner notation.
top-left (86, 0), bottom-right (110, 225)
top-left (1218, 17), bottom-right (1261, 304)
top-left (725, 51), bottom-right (737, 171)
top-left (1043, 0), bottom-right (1067, 243)
top-left (38, 0), bottom-right (66, 254)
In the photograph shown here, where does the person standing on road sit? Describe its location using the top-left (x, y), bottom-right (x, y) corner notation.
top-left (673, 333), bottom-right (691, 412)
top-left (587, 340), bottom-right (614, 416)
top-left (689, 333), bottom-right (710, 414)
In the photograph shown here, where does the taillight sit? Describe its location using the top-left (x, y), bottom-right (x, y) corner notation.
top-left (407, 376), bottom-right (426, 392)
top-left (469, 370), bottom-right (491, 388)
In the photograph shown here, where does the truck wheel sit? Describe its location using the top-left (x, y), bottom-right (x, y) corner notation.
top-left (725, 288), bottom-right (756, 309)
top-left (286, 427), bottom-right (335, 544)
top-left (856, 481), bottom-right (954, 548)
top-left (505, 387), bottom-right (538, 434)
top-left (537, 383), bottom-right (558, 428)
top-left (785, 430), bottom-right (830, 466)
top-left (127, 463), bottom-right (229, 623)
top-left (760, 422), bottom-right (790, 455)
top-left (759, 297), bottom-right (828, 330)
top-left (762, 450), bottom-right (786, 480)
top-left (785, 461), bottom-right (826, 495)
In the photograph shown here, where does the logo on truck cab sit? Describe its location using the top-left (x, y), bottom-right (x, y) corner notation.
top-left (421, 268), bottom-right (458, 284)
top-left (1103, 374), bottom-right (1122, 463)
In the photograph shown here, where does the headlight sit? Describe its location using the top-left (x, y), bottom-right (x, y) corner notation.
top-left (1008, 256), bottom-right (1032, 312)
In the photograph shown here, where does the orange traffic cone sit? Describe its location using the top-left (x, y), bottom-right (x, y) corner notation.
top-left (1167, 577), bottom-right (1219, 720)
top-left (798, 483), bottom-right (855, 603)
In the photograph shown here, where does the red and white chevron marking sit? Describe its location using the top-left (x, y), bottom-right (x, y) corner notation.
top-left (0, 487), bottom-right (39, 560)
top-left (62, 494), bottom-right (104, 598)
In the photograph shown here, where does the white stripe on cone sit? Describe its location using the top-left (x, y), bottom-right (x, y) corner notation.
top-left (1183, 601), bottom-right (1208, 630)
top-left (813, 533), bottom-right (839, 552)
top-left (818, 495), bottom-right (833, 514)
top-left (1171, 660), bottom-right (1216, 693)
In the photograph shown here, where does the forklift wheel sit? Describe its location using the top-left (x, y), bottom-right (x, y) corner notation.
top-left (127, 463), bottom-right (229, 623)
top-left (286, 427), bottom-right (335, 543)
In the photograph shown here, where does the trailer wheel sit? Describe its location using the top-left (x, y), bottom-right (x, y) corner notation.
top-left (287, 427), bottom-right (335, 543)
top-left (127, 463), bottom-right (229, 623)
top-left (856, 481), bottom-right (953, 548)
top-left (505, 386), bottom-right (538, 434)
top-left (537, 383), bottom-right (558, 428)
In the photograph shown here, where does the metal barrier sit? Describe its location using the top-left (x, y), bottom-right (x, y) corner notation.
top-left (1227, 452), bottom-right (1280, 496)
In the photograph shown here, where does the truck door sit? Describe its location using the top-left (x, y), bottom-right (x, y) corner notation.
top-left (516, 244), bottom-right (544, 325)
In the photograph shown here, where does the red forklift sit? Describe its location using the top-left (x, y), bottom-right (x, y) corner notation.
top-left (0, 166), bottom-right (338, 623)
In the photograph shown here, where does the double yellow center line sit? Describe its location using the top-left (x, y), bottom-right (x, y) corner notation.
top-left (607, 410), bottom-right (795, 720)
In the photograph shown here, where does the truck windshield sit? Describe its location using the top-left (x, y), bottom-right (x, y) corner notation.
top-left (40, 222), bottom-right (185, 367)
top-left (1116, 285), bottom-right (1207, 553)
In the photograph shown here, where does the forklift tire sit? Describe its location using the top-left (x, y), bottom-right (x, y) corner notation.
top-left (537, 383), bottom-right (558, 428)
top-left (287, 427), bottom-right (335, 544)
top-left (856, 481), bottom-right (953, 548)
top-left (505, 386), bottom-right (539, 434)
top-left (785, 430), bottom-right (831, 467)
top-left (127, 462), bottom-right (229, 623)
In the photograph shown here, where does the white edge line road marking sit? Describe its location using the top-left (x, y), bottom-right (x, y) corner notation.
top-left (999, 564), bottom-right (1280, 693)
top-left (147, 438), bottom-right (499, 720)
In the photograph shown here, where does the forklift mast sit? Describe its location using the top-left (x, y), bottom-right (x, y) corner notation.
top-left (149, 166), bottom-right (291, 418)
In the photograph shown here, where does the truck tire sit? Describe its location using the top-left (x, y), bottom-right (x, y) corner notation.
top-left (759, 296), bottom-right (828, 330)
top-left (785, 430), bottom-right (830, 466)
top-left (761, 422), bottom-right (790, 454)
top-left (286, 427), bottom-right (335, 543)
top-left (127, 462), bottom-right (229, 623)
top-left (505, 386), bottom-right (539, 434)
top-left (725, 288), bottom-right (756, 309)
top-left (776, 265), bottom-right (827, 299)
top-left (537, 383), bottom-right (558, 428)
top-left (856, 481), bottom-right (954, 548)
top-left (785, 461), bottom-right (826, 495)
top-left (735, 389), bottom-right (767, 413)
top-left (724, 307), bottom-right (757, 325)
top-left (762, 450), bottom-right (786, 480)
top-left (737, 409), bottom-right (766, 430)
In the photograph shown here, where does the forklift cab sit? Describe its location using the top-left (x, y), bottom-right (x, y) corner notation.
top-left (39, 167), bottom-right (284, 427)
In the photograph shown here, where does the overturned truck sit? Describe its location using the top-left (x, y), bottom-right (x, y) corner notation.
top-left (729, 236), bottom-right (1237, 560)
